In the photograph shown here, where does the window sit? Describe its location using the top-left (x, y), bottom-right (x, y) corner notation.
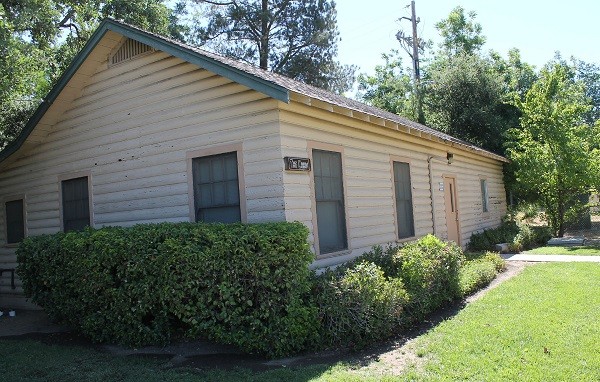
top-left (313, 149), bottom-right (347, 254)
top-left (481, 179), bottom-right (489, 212)
top-left (192, 152), bottom-right (241, 223)
top-left (5, 199), bottom-right (25, 244)
top-left (393, 161), bottom-right (415, 239)
top-left (62, 177), bottom-right (91, 232)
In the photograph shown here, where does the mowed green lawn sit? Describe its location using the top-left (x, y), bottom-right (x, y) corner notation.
top-left (524, 245), bottom-right (600, 256)
top-left (1, 263), bottom-right (598, 382)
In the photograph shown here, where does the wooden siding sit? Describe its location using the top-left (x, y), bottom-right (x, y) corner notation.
top-left (279, 102), bottom-right (506, 268)
top-left (0, 50), bottom-right (284, 308)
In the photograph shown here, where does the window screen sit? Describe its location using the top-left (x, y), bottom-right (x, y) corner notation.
top-left (62, 177), bottom-right (90, 232)
top-left (192, 152), bottom-right (241, 223)
top-left (5, 199), bottom-right (24, 244)
top-left (481, 179), bottom-right (489, 212)
top-left (313, 149), bottom-right (347, 254)
top-left (393, 161), bottom-right (415, 239)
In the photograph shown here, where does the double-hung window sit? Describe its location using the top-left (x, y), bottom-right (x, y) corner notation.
top-left (313, 149), bottom-right (347, 254)
top-left (5, 199), bottom-right (25, 244)
top-left (481, 179), bottom-right (489, 212)
top-left (192, 152), bottom-right (241, 223)
top-left (61, 177), bottom-right (91, 232)
top-left (393, 161), bottom-right (415, 239)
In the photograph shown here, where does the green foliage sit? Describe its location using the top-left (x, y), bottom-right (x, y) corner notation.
top-left (314, 262), bottom-right (408, 349)
top-left (468, 221), bottom-right (552, 252)
top-left (357, 51), bottom-right (416, 119)
top-left (0, 1), bottom-right (184, 147)
top-left (396, 235), bottom-right (464, 319)
top-left (434, 6), bottom-right (486, 56)
top-left (17, 222), bottom-right (316, 357)
top-left (425, 53), bottom-right (506, 153)
top-left (187, 0), bottom-right (355, 94)
top-left (459, 257), bottom-right (500, 297)
top-left (507, 63), bottom-right (600, 236)
top-left (468, 221), bottom-right (520, 252)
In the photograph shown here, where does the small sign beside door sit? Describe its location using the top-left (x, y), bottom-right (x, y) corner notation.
top-left (284, 157), bottom-right (311, 171)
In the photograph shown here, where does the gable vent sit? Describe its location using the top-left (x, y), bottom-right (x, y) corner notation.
top-left (110, 39), bottom-right (154, 66)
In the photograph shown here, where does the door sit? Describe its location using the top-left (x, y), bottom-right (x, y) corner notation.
top-left (443, 176), bottom-right (460, 244)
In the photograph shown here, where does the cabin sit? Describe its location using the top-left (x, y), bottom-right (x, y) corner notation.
top-left (0, 19), bottom-right (507, 309)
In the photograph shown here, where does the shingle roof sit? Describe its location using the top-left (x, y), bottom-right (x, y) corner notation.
top-left (115, 20), bottom-right (508, 163)
top-left (0, 18), bottom-right (508, 164)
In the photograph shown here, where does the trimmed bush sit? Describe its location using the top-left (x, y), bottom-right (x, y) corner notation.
top-left (336, 235), bottom-right (464, 322)
top-left (396, 235), bottom-right (464, 320)
top-left (314, 262), bottom-right (408, 348)
top-left (17, 222), bottom-right (317, 357)
top-left (459, 252), bottom-right (506, 297)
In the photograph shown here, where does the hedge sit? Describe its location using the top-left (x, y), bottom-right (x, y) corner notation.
top-left (459, 252), bottom-right (506, 297)
top-left (314, 262), bottom-right (408, 348)
top-left (318, 234), bottom-right (466, 347)
top-left (17, 222), bottom-right (317, 357)
top-left (18, 224), bottom-right (505, 356)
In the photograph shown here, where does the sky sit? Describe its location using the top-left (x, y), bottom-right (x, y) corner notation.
top-left (335, 0), bottom-right (599, 78)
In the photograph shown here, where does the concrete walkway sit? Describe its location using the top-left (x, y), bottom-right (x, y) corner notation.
top-left (501, 254), bottom-right (600, 262)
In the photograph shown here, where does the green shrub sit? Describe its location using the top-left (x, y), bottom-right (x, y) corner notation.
top-left (531, 226), bottom-right (552, 246)
top-left (459, 251), bottom-right (505, 296)
top-left (17, 222), bottom-right (317, 357)
top-left (397, 235), bottom-right (464, 320)
top-left (335, 244), bottom-right (401, 277)
top-left (468, 221), bottom-right (520, 252)
top-left (314, 262), bottom-right (408, 348)
top-left (482, 251), bottom-right (507, 272)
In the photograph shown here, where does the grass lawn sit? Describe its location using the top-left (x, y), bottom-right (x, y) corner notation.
top-left (524, 245), bottom-right (600, 256)
top-left (399, 262), bottom-right (600, 381)
top-left (1, 263), bottom-right (599, 381)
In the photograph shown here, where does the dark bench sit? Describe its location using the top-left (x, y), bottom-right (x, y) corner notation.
top-left (0, 268), bottom-right (16, 290)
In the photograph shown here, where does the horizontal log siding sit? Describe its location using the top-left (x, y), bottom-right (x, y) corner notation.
top-left (279, 103), bottom-right (506, 267)
top-left (0, 52), bottom-right (285, 307)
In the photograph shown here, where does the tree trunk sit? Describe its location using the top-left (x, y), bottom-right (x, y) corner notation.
top-left (557, 187), bottom-right (565, 237)
top-left (259, 0), bottom-right (269, 70)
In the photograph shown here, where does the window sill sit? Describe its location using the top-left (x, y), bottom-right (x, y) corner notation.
top-left (395, 236), bottom-right (417, 244)
top-left (3, 243), bottom-right (20, 249)
top-left (316, 248), bottom-right (352, 261)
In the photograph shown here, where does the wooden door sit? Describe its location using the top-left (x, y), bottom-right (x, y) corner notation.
top-left (443, 176), bottom-right (460, 244)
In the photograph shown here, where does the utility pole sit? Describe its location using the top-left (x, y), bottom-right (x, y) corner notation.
top-left (397, 1), bottom-right (424, 124)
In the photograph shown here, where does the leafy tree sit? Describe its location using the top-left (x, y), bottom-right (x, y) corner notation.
top-left (357, 51), bottom-right (414, 118)
top-left (424, 53), bottom-right (506, 153)
top-left (573, 59), bottom-right (600, 126)
top-left (0, 0), bottom-right (183, 148)
top-left (506, 63), bottom-right (600, 237)
top-left (186, 0), bottom-right (355, 93)
top-left (434, 6), bottom-right (485, 56)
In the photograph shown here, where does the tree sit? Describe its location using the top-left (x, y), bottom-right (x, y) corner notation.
top-left (434, 6), bottom-right (485, 56)
top-left (506, 63), bottom-right (600, 237)
top-left (186, 0), bottom-right (355, 93)
top-left (424, 53), bottom-right (506, 153)
top-left (573, 59), bottom-right (600, 126)
top-left (0, 0), bottom-right (184, 148)
top-left (357, 51), bottom-right (414, 118)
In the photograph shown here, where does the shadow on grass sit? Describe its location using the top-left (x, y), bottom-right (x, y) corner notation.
top-left (0, 295), bottom-right (478, 382)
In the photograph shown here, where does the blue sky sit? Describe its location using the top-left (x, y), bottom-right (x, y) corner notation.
top-left (336, 0), bottom-right (599, 77)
